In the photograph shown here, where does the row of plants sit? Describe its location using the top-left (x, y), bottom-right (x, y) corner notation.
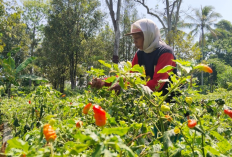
top-left (0, 59), bottom-right (232, 156)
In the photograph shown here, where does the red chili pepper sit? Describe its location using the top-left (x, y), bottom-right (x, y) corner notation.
top-left (29, 100), bottom-right (31, 104)
top-left (93, 105), bottom-right (106, 127)
top-left (83, 103), bottom-right (92, 114)
top-left (43, 124), bottom-right (57, 142)
top-left (224, 109), bottom-right (232, 115)
top-left (93, 105), bottom-right (102, 111)
top-left (187, 119), bottom-right (197, 129)
top-left (224, 109), bottom-right (232, 118)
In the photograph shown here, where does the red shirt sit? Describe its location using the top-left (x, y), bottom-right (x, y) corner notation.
top-left (132, 52), bottom-right (176, 91)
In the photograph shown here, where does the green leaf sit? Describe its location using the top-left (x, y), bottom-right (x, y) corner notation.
top-left (19, 75), bottom-right (48, 82)
top-left (175, 62), bottom-right (192, 73)
top-left (3, 55), bottom-right (15, 70)
top-left (218, 141), bottom-right (231, 154)
top-left (138, 84), bottom-right (153, 98)
top-left (92, 144), bottom-right (104, 157)
top-left (99, 60), bottom-right (111, 69)
top-left (118, 144), bottom-right (136, 157)
top-left (205, 145), bottom-right (220, 156)
top-left (131, 64), bottom-right (145, 74)
top-left (107, 114), bottom-right (117, 125)
top-left (16, 57), bottom-right (36, 74)
top-left (130, 123), bottom-right (143, 130)
top-left (5, 138), bottom-right (29, 153)
top-left (113, 64), bottom-right (119, 71)
top-left (9, 47), bottom-right (20, 55)
top-left (170, 148), bottom-right (182, 157)
top-left (210, 131), bottom-right (231, 153)
top-left (210, 131), bottom-right (227, 142)
top-left (157, 65), bottom-right (175, 74)
top-left (13, 118), bottom-right (20, 127)
top-left (119, 77), bottom-right (125, 89)
top-left (101, 127), bottom-right (130, 136)
top-left (65, 142), bottom-right (89, 155)
top-left (74, 131), bottom-right (92, 143)
top-left (173, 59), bottom-right (192, 67)
top-left (105, 76), bottom-right (116, 83)
top-left (193, 126), bottom-right (205, 135)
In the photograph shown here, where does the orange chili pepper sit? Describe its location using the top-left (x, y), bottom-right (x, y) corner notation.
top-left (83, 103), bottom-right (92, 114)
top-left (43, 124), bottom-right (57, 142)
top-left (76, 121), bottom-right (83, 128)
top-left (194, 64), bottom-right (213, 73)
top-left (165, 115), bottom-right (173, 122)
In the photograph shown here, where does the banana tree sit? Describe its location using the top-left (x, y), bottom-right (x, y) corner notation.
top-left (1, 49), bottom-right (38, 97)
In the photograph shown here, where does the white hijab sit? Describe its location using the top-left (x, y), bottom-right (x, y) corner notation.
top-left (131, 19), bottom-right (165, 53)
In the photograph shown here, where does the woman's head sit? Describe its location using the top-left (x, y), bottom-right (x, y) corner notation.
top-left (132, 32), bottom-right (144, 50)
top-left (126, 19), bottom-right (163, 53)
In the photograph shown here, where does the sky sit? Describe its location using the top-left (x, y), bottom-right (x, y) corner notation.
top-left (15, 0), bottom-right (232, 33)
top-left (136, 0), bottom-right (232, 30)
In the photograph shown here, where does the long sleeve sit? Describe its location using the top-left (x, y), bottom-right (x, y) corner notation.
top-left (132, 52), bottom-right (139, 66)
top-left (146, 53), bottom-right (175, 91)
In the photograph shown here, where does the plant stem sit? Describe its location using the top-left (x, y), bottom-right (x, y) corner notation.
top-left (202, 133), bottom-right (205, 157)
top-left (50, 142), bottom-right (54, 157)
top-left (119, 150), bottom-right (122, 157)
top-left (156, 108), bottom-right (169, 156)
top-left (158, 77), bottom-right (184, 107)
top-left (180, 128), bottom-right (195, 157)
top-left (127, 132), bottom-right (152, 146)
top-left (152, 120), bottom-right (161, 137)
top-left (192, 130), bottom-right (196, 151)
top-left (197, 117), bottom-right (205, 157)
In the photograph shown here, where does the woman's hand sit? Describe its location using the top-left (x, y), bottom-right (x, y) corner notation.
top-left (88, 78), bottom-right (105, 89)
top-left (110, 83), bottom-right (121, 95)
top-left (89, 78), bottom-right (121, 95)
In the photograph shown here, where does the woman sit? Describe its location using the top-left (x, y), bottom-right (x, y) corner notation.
top-left (90, 19), bottom-right (177, 98)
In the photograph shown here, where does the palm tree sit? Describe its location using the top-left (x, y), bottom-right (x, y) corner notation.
top-left (187, 5), bottom-right (221, 85)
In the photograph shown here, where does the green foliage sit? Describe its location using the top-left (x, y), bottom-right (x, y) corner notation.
top-left (1, 59), bottom-right (232, 156)
top-left (208, 58), bottom-right (232, 89)
top-left (39, 0), bottom-right (104, 92)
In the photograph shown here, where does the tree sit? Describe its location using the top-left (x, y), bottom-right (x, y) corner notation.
top-left (21, 0), bottom-right (49, 86)
top-left (80, 24), bottom-right (114, 69)
top-left (206, 20), bottom-right (232, 66)
top-left (187, 5), bottom-right (221, 85)
top-left (119, 0), bottom-right (140, 61)
top-left (1, 48), bottom-right (35, 97)
top-left (105, 0), bottom-right (121, 63)
top-left (173, 32), bottom-right (201, 61)
top-left (39, 0), bottom-right (103, 92)
top-left (0, 1), bottom-right (30, 65)
top-left (134, 0), bottom-right (183, 45)
top-left (0, 0), bottom-right (6, 52)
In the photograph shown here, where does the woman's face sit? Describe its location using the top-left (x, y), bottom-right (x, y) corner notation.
top-left (132, 33), bottom-right (144, 50)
